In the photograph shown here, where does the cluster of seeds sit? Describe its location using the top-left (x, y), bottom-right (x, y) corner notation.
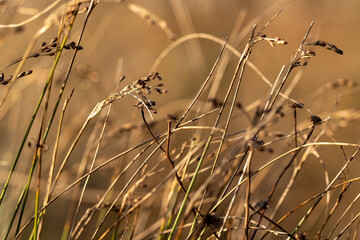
top-left (254, 34), bottom-right (288, 47)
top-left (133, 71), bottom-right (167, 114)
top-left (0, 37), bottom-right (83, 86)
top-left (292, 39), bottom-right (343, 69)
top-left (0, 70), bottom-right (33, 85)
top-left (89, 72), bottom-right (167, 119)
top-left (306, 40), bottom-right (343, 55)
top-left (37, 37), bottom-right (83, 55)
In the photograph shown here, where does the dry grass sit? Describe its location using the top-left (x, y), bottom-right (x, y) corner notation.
top-left (0, 1), bottom-right (359, 240)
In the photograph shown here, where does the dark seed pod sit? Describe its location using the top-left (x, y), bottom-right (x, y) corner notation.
top-left (334, 48), bottom-right (343, 55)
top-left (50, 37), bottom-right (58, 44)
top-left (253, 199), bottom-right (269, 211)
top-left (208, 98), bottom-right (221, 108)
top-left (0, 72), bottom-right (4, 82)
top-left (305, 49), bottom-right (316, 56)
top-left (14, 26), bottom-right (24, 33)
top-left (135, 102), bottom-right (143, 109)
top-left (154, 88), bottom-right (162, 94)
top-left (137, 79), bottom-right (145, 85)
top-left (274, 132), bottom-right (286, 137)
top-left (40, 41), bottom-right (47, 47)
top-left (327, 43), bottom-right (343, 55)
top-left (141, 76), bottom-right (150, 82)
top-left (247, 139), bottom-right (265, 149)
top-left (75, 45), bottom-right (83, 50)
top-left (289, 101), bottom-right (304, 109)
top-left (310, 115), bottom-right (322, 125)
top-left (204, 213), bottom-right (222, 229)
top-left (166, 114), bottom-right (178, 122)
top-left (147, 100), bottom-right (155, 106)
top-left (40, 47), bottom-right (48, 52)
top-left (68, 41), bottom-right (76, 49)
top-left (17, 72), bottom-right (26, 78)
top-left (314, 40), bottom-right (326, 47)
top-left (294, 62), bottom-right (301, 67)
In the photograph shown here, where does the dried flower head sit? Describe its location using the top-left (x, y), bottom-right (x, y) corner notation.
top-left (307, 40), bottom-right (343, 55)
top-left (300, 49), bottom-right (316, 59)
top-left (0, 70), bottom-right (33, 85)
top-left (89, 73), bottom-right (166, 119)
top-left (0, 36), bottom-right (86, 86)
top-left (255, 35), bottom-right (287, 47)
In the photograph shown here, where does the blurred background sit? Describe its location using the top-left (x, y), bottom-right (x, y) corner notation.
top-left (0, 0), bottom-right (359, 239)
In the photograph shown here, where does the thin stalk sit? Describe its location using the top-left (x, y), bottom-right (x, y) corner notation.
top-left (3, 151), bottom-right (37, 240)
top-left (160, 179), bottom-right (181, 240)
top-left (33, 135), bottom-right (43, 240)
top-left (218, 149), bottom-right (251, 237)
top-left (267, 124), bottom-right (315, 201)
top-left (316, 183), bottom-right (351, 239)
top-left (42, 0), bottom-right (97, 142)
top-left (326, 192), bottom-right (360, 239)
top-left (167, 137), bottom-right (212, 240)
top-left (49, 116), bottom-right (91, 197)
top-left (293, 108), bottom-right (298, 148)
top-left (39, 89), bottom-right (74, 237)
top-left (189, 28), bottom-right (255, 239)
top-left (14, 109), bottom-right (223, 239)
top-left (288, 148), bottom-right (360, 239)
top-left (334, 212), bottom-right (360, 240)
top-left (18, 2), bottom-right (96, 235)
top-left (71, 140), bottom-right (155, 239)
top-left (2, 12), bottom-right (79, 239)
top-left (245, 149), bottom-right (253, 240)
top-left (0, 10), bottom-right (78, 205)
top-left (69, 68), bottom-right (119, 239)
top-left (69, 105), bottom-right (112, 239)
